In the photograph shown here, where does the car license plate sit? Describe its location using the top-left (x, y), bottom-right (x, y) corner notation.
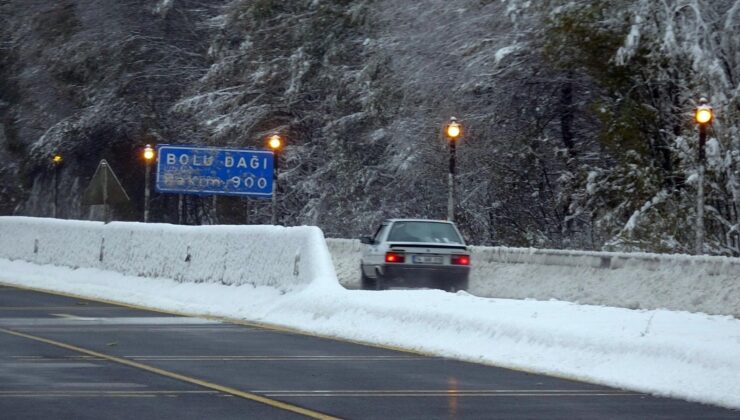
top-left (413, 255), bottom-right (443, 264)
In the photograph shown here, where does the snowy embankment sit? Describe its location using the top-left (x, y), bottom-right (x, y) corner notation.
top-left (0, 217), bottom-right (336, 292)
top-left (1, 217), bottom-right (739, 409)
top-left (328, 239), bottom-right (740, 317)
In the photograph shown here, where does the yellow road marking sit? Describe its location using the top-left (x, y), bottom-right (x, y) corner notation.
top-left (0, 327), bottom-right (340, 420)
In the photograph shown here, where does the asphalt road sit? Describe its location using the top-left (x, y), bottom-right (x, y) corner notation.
top-left (0, 283), bottom-right (736, 419)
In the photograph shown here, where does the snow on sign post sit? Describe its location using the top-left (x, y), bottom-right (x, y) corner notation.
top-left (155, 145), bottom-right (273, 198)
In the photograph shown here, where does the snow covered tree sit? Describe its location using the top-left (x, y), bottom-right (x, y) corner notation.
top-left (541, 0), bottom-right (740, 254)
top-left (1, 0), bottom-right (736, 254)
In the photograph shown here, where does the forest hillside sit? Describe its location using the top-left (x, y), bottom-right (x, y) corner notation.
top-left (1, 0), bottom-right (738, 255)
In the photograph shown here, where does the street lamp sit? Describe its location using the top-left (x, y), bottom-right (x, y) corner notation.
top-left (445, 117), bottom-right (462, 221)
top-left (52, 154), bottom-right (63, 218)
top-left (694, 97), bottom-right (713, 255)
top-left (142, 144), bottom-right (156, 223)
top-left (267, 134), bottom-right (283, 225)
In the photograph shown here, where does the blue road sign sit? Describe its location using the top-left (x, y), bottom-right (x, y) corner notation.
top-left (155, 145), bottom-right (274, 197)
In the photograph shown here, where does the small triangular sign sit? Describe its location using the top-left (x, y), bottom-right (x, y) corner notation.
top-left (82, 159), bottom-right (130, 205)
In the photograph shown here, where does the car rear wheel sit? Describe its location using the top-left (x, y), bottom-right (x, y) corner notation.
top-left (372, 268), bottom-right (387, 291)
top-left (361, 266), bottom-right (389, 291)
top-left (374, 276), bottom-right (386, 291)
top-left (444, 280), bottom-right (468, 293)
top-left (360, 268), bottom-right (375, 290)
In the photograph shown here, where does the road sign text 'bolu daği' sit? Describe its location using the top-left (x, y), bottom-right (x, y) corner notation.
top-left (155, 145), bottom-right (274, 198)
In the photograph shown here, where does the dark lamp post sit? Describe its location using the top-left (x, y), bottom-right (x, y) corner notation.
top-left (52, 154), bottom-right (63, 218)
top-left (694, 98), bottom-right (713, 255)
top-left (444, 117), bottom-right (462, 222)
top-left (142, 144), bottom-right (155, 223)
top-left (267, 134), bottom-right (283, 225)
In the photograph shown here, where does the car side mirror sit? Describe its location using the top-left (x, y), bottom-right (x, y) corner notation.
top-left (359, 236), bottom-right (374, 245)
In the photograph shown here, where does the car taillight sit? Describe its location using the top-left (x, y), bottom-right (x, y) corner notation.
top-left (451, 255), bottom-right (470, 265)
top-left (385, 252), bottom-right (405, 263)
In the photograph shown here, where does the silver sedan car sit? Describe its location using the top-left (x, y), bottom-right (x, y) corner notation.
top-left (359, 219), bottom-right (471, 291)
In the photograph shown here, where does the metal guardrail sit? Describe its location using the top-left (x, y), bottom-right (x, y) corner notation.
top-left (328, 238), bottom-right (740, 274)
top-left (471, 246), bottom-right (740, 275)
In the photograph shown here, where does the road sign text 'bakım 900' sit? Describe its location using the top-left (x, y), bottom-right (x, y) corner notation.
top-left (155, 145), bottom-right (274, 197)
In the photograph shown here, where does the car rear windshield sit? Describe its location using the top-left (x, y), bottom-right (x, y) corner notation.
top-left (387, 221), bottom-right (463, 244)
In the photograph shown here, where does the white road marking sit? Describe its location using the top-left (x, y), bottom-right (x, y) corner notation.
top-left (50, 313), bottom-right (98, 321)
top-left (0, 317), bottom-right (220, 327)
top-left (126, 355), bottom-right (428, 361)
top-left (256, 389), bottom-right (641, 397)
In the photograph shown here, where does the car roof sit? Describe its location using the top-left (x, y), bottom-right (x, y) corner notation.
top-left (384, 218), bottom-right (455, 224)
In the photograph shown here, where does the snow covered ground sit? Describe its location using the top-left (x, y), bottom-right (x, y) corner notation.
top-left (1, 217), bottom-right (738, 410)
top-left (328, 238), bottom-right (740, 317)
top-left (1, 258), bottom-right (739, 410)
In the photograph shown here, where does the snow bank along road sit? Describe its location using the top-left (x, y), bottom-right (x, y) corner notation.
top-left (328, 239), bottom-right (740, 317)
top-left (0, 217), bottom-right (739, 413)
top-left (1, 284), bottom-right (737, 419)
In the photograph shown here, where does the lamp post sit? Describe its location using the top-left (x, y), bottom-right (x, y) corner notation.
top-left (52, 154), bottom-right (63, 218)
top-left (142, 144), bottom-right (155, 223)
top-left (267, 134), bottom-right (283, 225)
top-left (445, 117), bottom-right (462, 221)
top-left (694, 97), bottom-right (713, 255)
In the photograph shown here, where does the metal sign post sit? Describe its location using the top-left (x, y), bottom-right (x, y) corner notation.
top-left (102, 161), bottom-right (109, 223)
top-left (271, 149), bottom-right (279, 225)
top-left (178, 194), bottom-right (184, 225)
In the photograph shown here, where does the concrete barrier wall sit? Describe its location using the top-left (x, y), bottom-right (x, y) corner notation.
top-left (1, 218), bottom-right (736, 316)
top-left (0, 217), bottom-right (338, 292)
top-left (327, 238), bottom-right (740, 317)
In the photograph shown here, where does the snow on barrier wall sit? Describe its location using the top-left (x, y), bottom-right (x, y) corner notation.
top-left (327, 238), bottom-right (740, 317)
top-left (0, 217), bottom-right (338, 292)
